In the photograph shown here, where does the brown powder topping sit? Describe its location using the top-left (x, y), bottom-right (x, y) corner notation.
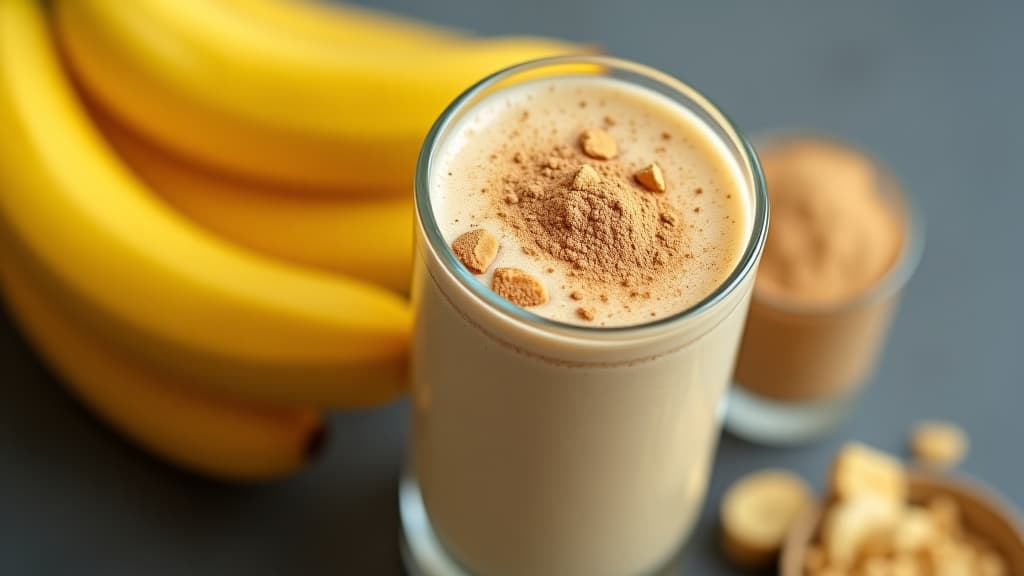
top-left (572, 164), bottom-right (602, 190)
top-left (492, 267), bottom-right (548, 307)
top-left (451, 229), bottom-right (499, 273)
top-left (495, 147), bottom-right (684, 293)
top-left (579, 129), bottom-right (618, 160)
top-left (756, 139), bottom-right (903, 304)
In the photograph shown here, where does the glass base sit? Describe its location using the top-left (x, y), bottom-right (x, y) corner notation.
top-left (399, 471), bottom-right (687, 576)
top-left (724, 384), bottom-right (854, 446)
top-left (398, 472), bottom-right (469, 576)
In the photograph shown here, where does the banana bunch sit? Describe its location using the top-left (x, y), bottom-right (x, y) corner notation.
top-left (0, 0), bottom-right (579, 480)
top-left (57, 0), bottom-right (578, 193)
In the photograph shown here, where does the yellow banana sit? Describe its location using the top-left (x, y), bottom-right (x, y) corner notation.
top-left (218, 0), bottom-right (464, 49)
top-left (55, 0), bottom-right (582, 193)
top-left (100, 116), bottom-right (414, 294)
top-left (0, 248), bottom-right (325, 482)
top-left (0, 0), bottom-right (409, 407)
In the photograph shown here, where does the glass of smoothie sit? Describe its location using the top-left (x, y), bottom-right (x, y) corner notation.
top-left (400, 56), bottom-right (769, 576)
top-left (726, 135), bottom-right (924, 445)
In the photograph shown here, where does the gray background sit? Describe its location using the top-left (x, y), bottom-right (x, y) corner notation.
top-left (2, 1), bottom-right (1022, 574)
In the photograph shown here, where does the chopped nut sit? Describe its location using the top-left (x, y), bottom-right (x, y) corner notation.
top-left (492, 268), bottom-right (548, 307)
top-left (890, 555), bottom-right (923, 576)
top-left (821, 497), bottom-right (900, 570)
top-left (634, 163), bottom-right (666, 193)
top-left (570, 290), bottom-right (584, 301)
top-left (892, 507), bottom-right (938, 553)
top-left (925, 543), bottom-right (974, 576)
top-left (451, 229), bottom-right (499, 274)
top-left (977, 550), bottom-right (1009, 576)
top-left (910, 421), bottom-right (968, 469)
top-left (927, 495), bottom-right (962, 536)
top-left (579, 128), bottom-right (618, 160)
top-left (576, 307), bottom-right (596, 321)
top-left (829, 442), bottom-right (907, 504)
top-left (806, 444), bottom-right (1009, 576)
top-left (803, 546), bottom-right (827, 574)
top-left (572, 164), bottom-right (602, 191)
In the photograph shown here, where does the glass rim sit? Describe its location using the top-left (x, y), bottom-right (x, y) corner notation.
top-left (747, 132), bottom-right (925, 315)
top-left (414, 55), bottom-right (770, 338)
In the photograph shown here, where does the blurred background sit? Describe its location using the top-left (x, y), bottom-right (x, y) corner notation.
top-left (1, 0), bottom-right (1021, 574)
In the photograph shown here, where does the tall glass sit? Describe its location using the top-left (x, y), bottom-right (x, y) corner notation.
top-left (400, 56), bottom-right (769, 576)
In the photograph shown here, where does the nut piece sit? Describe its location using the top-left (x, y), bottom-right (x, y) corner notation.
top-left (892, 506), bottom-right (938, 553)
top-left (829, 442), bottom-right (907, 505)
top-left (579, 128), bottom-right (618, 160)
top-left (634, 163), bottom-right (666, 192)
top-left (803, 545), bottom-right (827, 574)
top-left (910, 421), bottom-right (968, 469)
top-left (492, 267), bottom-right (548, 307)
top-left (927, 495), bottom-right (962, 536)
top-left (576, 306), bottom-right (595, 321)
top-left (572, 164), bottom-right (602, 191)
top-left (806, 443), bottom-right (1011, 576)
top-left (451, 229), bottom-right (499, 274)
top-left (720, 469), bottom-right (812, 568)
top-left (977, 550), bottom-right (1009, 576)
top-left (820, 496), bottom-right (901, 570)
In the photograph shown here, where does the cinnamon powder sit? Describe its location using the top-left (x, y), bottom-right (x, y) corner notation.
top-left (491, 132), bottom-right (685, 305)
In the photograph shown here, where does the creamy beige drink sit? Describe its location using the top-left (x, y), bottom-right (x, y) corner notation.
top-left (431, 77), bottom-right (748, 326)
top-left (406, 58), bottom-right (768, 576)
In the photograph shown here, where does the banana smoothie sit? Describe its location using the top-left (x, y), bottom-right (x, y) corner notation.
top-left (406, 58), bottom-right (768, 576)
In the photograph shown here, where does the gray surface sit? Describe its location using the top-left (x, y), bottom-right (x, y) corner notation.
top-left (2, 1), bottom-right (1022, 574)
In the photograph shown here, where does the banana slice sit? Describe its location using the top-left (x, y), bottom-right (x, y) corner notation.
top-left (720, 469), bottom-right (812, 567)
